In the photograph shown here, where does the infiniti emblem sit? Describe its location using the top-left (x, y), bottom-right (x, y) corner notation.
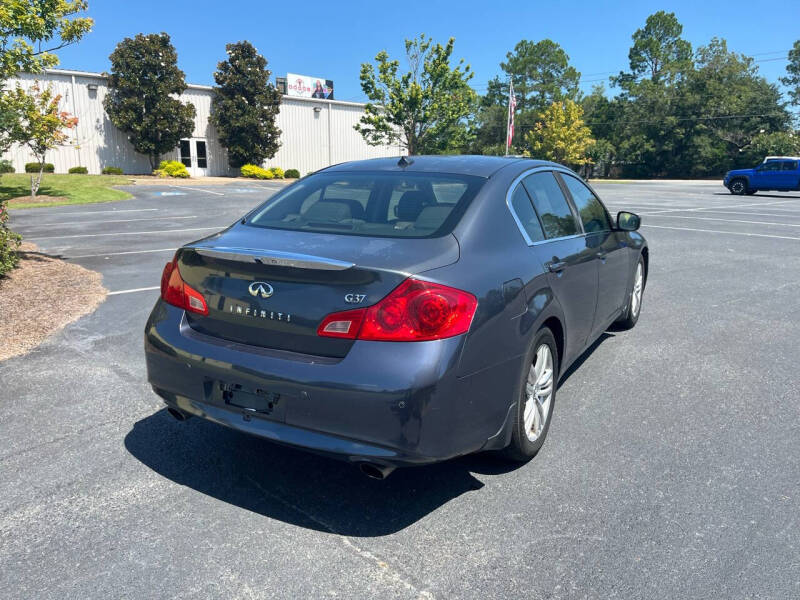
top-left (248, 281), bottom-right (274, 298)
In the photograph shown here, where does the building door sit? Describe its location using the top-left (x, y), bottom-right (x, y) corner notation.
top-left (179, 139), bottom-right (208, 177)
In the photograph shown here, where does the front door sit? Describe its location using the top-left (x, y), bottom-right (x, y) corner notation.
top-left (751, 161), bottom-right (782, 189)
top-left (179, 139), bottom-right (208, 177)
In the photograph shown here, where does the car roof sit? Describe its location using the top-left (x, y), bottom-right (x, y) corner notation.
top-left (321, 155), bottom-right (558, 178)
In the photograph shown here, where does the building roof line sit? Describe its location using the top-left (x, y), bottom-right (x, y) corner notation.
top-left (36, 68), bottom-right (369, 108)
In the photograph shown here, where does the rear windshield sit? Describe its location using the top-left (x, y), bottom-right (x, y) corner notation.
top-left (246, 171), bottom-right (485, 238)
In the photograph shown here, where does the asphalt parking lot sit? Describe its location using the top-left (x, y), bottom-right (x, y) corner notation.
top-left (2, 179), bottom-right (799, 599)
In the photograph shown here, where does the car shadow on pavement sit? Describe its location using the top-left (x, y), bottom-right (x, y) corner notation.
top-left (125, 409), bottom-right (520, 537)
top-left (557, 332), bottom-right (614, 389)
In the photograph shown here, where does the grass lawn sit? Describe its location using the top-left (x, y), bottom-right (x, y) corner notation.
top-left (1, 173), bottom-right (134, 209)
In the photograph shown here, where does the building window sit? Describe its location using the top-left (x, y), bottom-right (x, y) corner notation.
top-left (196, 141), bottom-right (207, 169)
top-left (179, 140), bottom-right (191, 167)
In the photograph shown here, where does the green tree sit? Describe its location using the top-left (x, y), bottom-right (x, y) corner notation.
top-left (0, 1), bottom-right (90, 275)
top-left (614, 10), bottom-right (692, 86)
top-left (5, 82), bottom-right (77, 196)
top-left (526, 100), bottom-right (595, 167)
top-left (780, 40), bottom-right (800, 106)
top-left (104, 33), bottom-right (196, 169)
top-left (500, 39), bottom-right (581, 113)
top-left (610, 11), bottom-right (695, 176)
top-left (471, 39), bottom-right (580, 155)
top-left (355, 34), bottom-right (476, 155)
top-left (685, 38), bottom-right (790, 174)
top-left (0, 0), bottom-right (93, 81)
top-left (210, 41), bottom-right (282, 169)
top-left (586, 138), bottom-right (616, 178)
top-left (742, 131), bottom-right (800, 164)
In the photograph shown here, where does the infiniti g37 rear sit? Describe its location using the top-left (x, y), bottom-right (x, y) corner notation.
top-left (145, 156), bottom-right (647, 478)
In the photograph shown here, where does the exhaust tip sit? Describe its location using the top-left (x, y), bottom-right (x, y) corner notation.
top-left (359, 462), bottom-right (395, 480)
top-left (167, 407), bottom-right (189, 422)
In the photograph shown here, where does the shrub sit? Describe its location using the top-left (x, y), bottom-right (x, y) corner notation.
top-left (0, 160), bottom-right (14, 174)
top-left (269, 166), bottom-right (285, 179)
top-left (102, 166), bottom-right (124, 175)
top-left (0, 199), bottom-right (22, 277)
top-left (68, 166), bottom-right (89, 174)
top-left (154, 160), bottom-right (190, 178)
top-left (284, 168), bottom-right (300, 179)
top-left (240, 164), bottom-right (273, 179)
top-left (25, 162), bottom-right (54, 173)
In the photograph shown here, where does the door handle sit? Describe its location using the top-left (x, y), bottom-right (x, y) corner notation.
top-left (547, 261), bottom-right (567, 273)
top-left (596, 250), bottom-right (607, 263)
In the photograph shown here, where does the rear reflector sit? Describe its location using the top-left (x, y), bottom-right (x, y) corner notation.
top-left (317, 279), bottom-right (477, 342)
top-left (160, 255), bottom-right (209, 316)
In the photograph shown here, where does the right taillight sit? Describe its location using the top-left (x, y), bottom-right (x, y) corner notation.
top-left (160, 255), bottom-right (208, 316)
top-left (317, 279), bottom-right (477, 342)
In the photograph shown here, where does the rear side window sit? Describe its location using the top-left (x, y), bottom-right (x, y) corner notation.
top-left (247, 172), bottom-right (485, 238)
top-left (782, 161), bottom-right (798, 171)
top-left (522, 172), bottom-right (578, 239)
top-left (509, 184), bottom-right (545, 243)
top-left (560, 174), bottom-right (612, 233)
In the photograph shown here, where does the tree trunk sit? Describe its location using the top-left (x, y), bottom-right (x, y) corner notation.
top-left (406, 131), bottom-right (415, 156)
top-left (149, 154), bottom-right (159, 170)
top-left (31, 163), bottom-right (45, 199)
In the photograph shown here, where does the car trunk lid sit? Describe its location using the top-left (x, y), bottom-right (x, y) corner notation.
top-left (176, 225), bottom-right (460, 358)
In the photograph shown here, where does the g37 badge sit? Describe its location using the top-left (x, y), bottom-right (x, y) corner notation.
top-left (344, 293), bottom-right (366, 304)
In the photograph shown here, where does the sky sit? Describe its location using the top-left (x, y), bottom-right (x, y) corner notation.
top-left (55, 0), bottom-right (800, 102)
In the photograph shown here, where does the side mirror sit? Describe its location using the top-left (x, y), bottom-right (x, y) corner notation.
top-left (617, 211), bottom-right (640, 231)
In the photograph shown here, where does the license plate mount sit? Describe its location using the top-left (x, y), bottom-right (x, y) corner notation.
top-left (217, 381), bottom-right (287, 422)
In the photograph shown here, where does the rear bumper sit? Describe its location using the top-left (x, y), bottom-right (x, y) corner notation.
top-left (145, 301), bottom-right (520, 466)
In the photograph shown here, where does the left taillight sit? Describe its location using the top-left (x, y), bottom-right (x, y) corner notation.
top-left (160, 255), bottom-right (208, 316)
top-left (317, 278), bottom-right (477, 342)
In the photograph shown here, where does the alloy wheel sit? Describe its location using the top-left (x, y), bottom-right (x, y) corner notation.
top-left (523, 344), bottom-right (554, 442)
top-left (631, 262), bottom-right (644, 317)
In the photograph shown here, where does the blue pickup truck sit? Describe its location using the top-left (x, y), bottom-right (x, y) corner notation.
top-left (724, 157), bottom-right (800, 195)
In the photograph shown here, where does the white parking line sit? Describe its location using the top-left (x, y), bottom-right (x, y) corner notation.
top-left (645, 214), bottom-right (800, 227)
top-left (641, 199), bottom-right (800, 215)
top-left (172, 185), bottom-right (225, 196)
top-left (648, 209), bottom-right (800, 218)
top-left (27, 226), bottom-right (222, 241)
top-left (54, 208), bottom-right (161, 215)
top-left (67, 247), bottom-right (176, 259)
top-left (20, 215), bottom-right (198, 228)
top-left (107, 286), bottom-right (160, 296)
top-left (641, 224), bottom-right (800, 241)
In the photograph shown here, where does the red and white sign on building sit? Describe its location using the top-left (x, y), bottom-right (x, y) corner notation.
top-left (286, 73), bottom-right (335, 100)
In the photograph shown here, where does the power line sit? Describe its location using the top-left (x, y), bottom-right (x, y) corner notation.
top-left (467, 51), bottom-right (794, 93)
top-left (513, 111), bottom-right (792, 129)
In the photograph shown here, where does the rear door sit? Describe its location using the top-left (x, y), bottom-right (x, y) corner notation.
top-left (557, 172), bottom-right (629, 330)
top-left (523, 171), bottom-right (599, 364)
top-left (777, 160), bottom-right (799, 189)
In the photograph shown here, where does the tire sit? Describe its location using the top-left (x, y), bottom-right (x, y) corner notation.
top-left (615, 255), bottom-right (645, 330)
top-left (503, 327), bottom-right (559, 462)
top-left (729, 178), bottom-right (748, 195)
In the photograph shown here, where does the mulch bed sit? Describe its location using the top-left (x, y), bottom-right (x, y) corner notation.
top-left (0, 243), bottom-right (107, 361)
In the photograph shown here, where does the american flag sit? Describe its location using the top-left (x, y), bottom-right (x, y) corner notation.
top-left (506, 81), bottom-right (517, 151)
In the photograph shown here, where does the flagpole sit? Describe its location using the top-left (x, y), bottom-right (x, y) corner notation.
top-left (505, 80), bottom-right (511, 156)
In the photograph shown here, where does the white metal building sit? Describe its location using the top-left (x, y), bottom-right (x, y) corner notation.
top-left (1, 69), bottom-right (398, 176)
